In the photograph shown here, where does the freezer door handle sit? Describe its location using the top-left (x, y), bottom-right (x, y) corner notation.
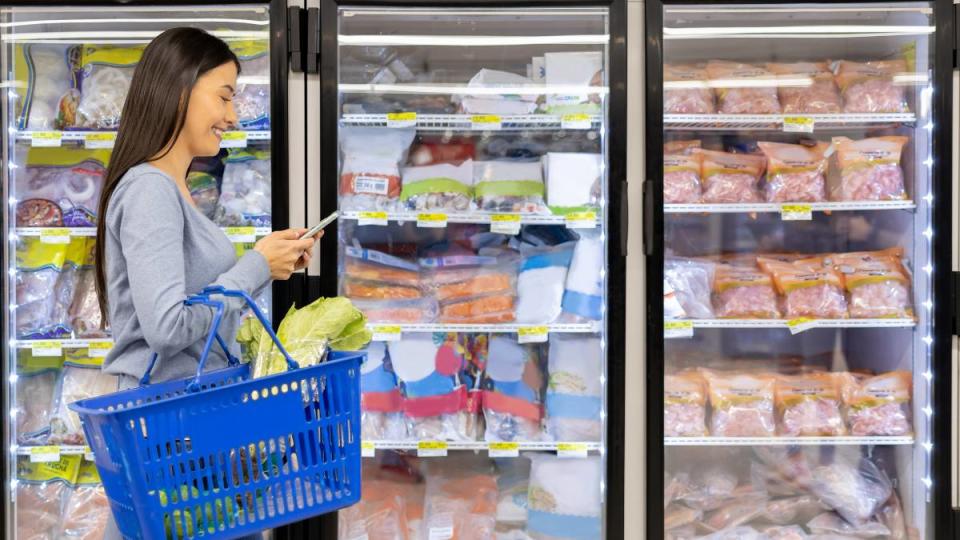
top-left (954, 271), bottom-right (960, 335)
top-left (621, 180), bottom-right (629, 257)
top-left (643, 179), bottom-right (655, 256)
top-left (306, 7), bottom-right (320, 74)
top-left (287, 7), bottom-right (305, 73)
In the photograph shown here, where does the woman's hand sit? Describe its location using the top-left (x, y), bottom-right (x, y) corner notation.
top-left (253, 229), bottom-right (319, 280)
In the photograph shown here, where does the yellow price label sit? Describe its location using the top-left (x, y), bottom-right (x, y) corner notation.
top-left (664, 320), bottom-right (694, 338)
top-left (491, 214), bottom-right (521, 223)
top-left (359, 211), bottom-right (388, 220)
top-left (223, 227), bottom-right (257, 243)
top-left (358, 211), bottom-right (389, 226)
top-left (361, 441), bottom-right (375, 457)
top-left (84, 132), bottom-right (116, 148)
top-left (371, 325), bottom-right (402, 341)
top-left (488, 442), bottom-right (520, 457)
top-left (417, 213), bottom-right (448, 228)
top-left (417, 441), bottom-right (448, 457)
top-left (517, 326), bottom-right (548, 344)
top-left (787, 317), bottom-right (817, 334)
top-left (30, 341), bottom-right (63, 357)
top-left (471, 115), bottom-right (502, 130)
top-left (386, 112), bottom-right (417, 127)
top-left (220, 131), bottom-right (248, 148)
top-left (781, 204), bottom-right (813, 221)
top-left (565, 211), bottom-right (598, 229)
top-left (31, 131), bottom-right (62, 147)
top-left (29, 446), bottom-right (61, 463)
top-left (39, 228), bottom-right (71, 244)
top-left (561, 113), bottom-right (592, 129)
top-left (556, 442), bottom-right (588, 458)
top-left (490, 214), bottom-right (521, 235)
top-left (783, 116), bottom-right (815, 133)
top-left (87, 342), bottom-right (113, 358)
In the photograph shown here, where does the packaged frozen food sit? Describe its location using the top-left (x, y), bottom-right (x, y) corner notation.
top-left (712, 263), bottom-right (780, 319)
top-left (832, 59), bottom-right (909, 113)
top-left (677, 466), bottom-right (739, 511)
top-left (664, 371), bottom-right (708, 437)
top-left (16, 456), bottom-right (81, 540)
top-left (421, 255), bottom-right (517, 324)
top-left (702, 371), bottom-right (776, 437)
top-left (876, 493), bottom-right (908, 540)
top-left (767, 62), bottom-right (842, 114)
top-left (423, 463), bottom-right (498, 540)
top-left (763, 495), bottom-right (826, 525)
top-left (808, 455), bottom-right (892, 525)
top-left (696, 149), bottom-right (765, 204)
top-left (761, 526), bottom-right (810, 540)
top-left (461, 69), bottom-right (539, 115)
top-left (664, 258), bottom-right (715, 319)
top-left (187, 169), bottom-right (221, 220)
top-left (354, 298), bottom-right (438, 323)
top-left (664, 141), bottom-right (703, 204)
top-left (831, 136), bottom-right (908, 201)
top-left (339, 127), bottom-right (416, 211)
top-left (68, 267), bottom-right (108, 338)
top-left (826, 248), bottom-right (913, 318)
top-left (401, 159), bottom-right (475, 211)
top-left (703, 498), bottom-right (767, 532)
top-left (410, 140), bottom-right (475, 167)
top-left (693, 527), bottom-right (767, 540)
top-left (342, 246), bottom-right (423, 300)
top-left (543, 153), bottom-right (602, 211)
top-left (495, 457), bottom-right (531, 529)
top-left (48, 366), bottom-right (118, 445)
top-left (664, 64), bottom-right (715, 114)
top-left (544, 51), bottom-right (603, 114)
top-left (482, 336), bottom-right (545, 442)
top-left (561, 231), bottom-right (604, 322)
top-left (545, 335), bottom-right (602, 442)
top-left (14, 44), bottom-right (79, 130)
top-left (15, 237), bottom-right (88, 339)
top-left (16, 370), bottom-right (57, 444)
top-left (338, 492), bottom-right (409, 540)
top-left (665, 505), bottom-right (702, 530)
top-left (231, 41), bottom-right (270, 130)
top-left (217, 149), bottom-right (271, 227)
top-left (758, 141), bottom-right (830, 203)
top-left (516, 242), bottom-right (575, 324)
top-left (807, 513), bottom-right (890, 538)
top-left (775, 373), bottom-right (846, 436)
top-left (706, 61), bottom-right (781, 114)
top-left (361, 342), bottom-right (407, 441)
top-left (60, 461), bottom-right (110, 540)
top-left (16, 147), bottom-right (110, 227)
top-left (474, 161), bottom-right (548, 213)
top-left (75, 44), bottom-right (142, 129)
top-left (759, 257), bottom-right (848, 319)
top-left (840, 371), bottom-right (912, 437)
top-left (526, 455), bottom-right (602, 540)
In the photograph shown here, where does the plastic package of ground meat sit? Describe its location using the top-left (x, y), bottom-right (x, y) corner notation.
top-left (421, 254), bottom-right (517, 324)
top-left (712, 263), bottom-right (780, 318)
top-left (702, 371), bottom-right (776, 437)
top-left (808, 455), bottom-right (892, 525)
top-left (341, 246), bottom-right (423, 301)
top-left (664, 141), bottom-right (703, 204)
top-left (664, 371), bottom-right (708, 437)
top-left (664, 64), bottom-right (715, 114)
top-left (831, 136), bottom-right (908, 201)
top-left (758, 141), bottom-right (830, 203)
top-left (767, 62), bottom-right (842, 114)
top-left (760, 257), bottom-right (848, 319)
top-left (665, 258), bottom-right (715, 319)
top-left (696, 149), bottom-right (765, 203)
top-left (826, 248), bottom-right (913, 318)
top-left (339, 127), bottom-right (416, 211)
top-left (841, 371), bottom-right (912, 436)
top-left (706, 61), bottom-right (781, 114)
top-left (832, 59), bottom-right (910, 113)
top-left (775, 373), bottom-right (846, 436)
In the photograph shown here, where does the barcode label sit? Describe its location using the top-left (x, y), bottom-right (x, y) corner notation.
top-left (354, 175), bottom-right (389, 195)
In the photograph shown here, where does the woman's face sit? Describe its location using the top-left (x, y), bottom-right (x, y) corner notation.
top-left (180, 61), bottom-right (239, 157)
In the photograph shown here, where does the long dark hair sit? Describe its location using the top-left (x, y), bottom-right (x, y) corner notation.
top-left (95, 27), bottom-right (240, 327)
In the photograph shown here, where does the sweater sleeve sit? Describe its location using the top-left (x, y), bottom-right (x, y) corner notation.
top-left (115, 173), bottom-right (271, 358)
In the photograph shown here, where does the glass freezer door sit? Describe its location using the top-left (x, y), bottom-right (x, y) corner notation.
top-left (650, 2), bottom-right (950, 539)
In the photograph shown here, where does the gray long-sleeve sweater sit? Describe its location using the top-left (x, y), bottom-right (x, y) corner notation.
top-left (102, 163), bottom-right (272, 383)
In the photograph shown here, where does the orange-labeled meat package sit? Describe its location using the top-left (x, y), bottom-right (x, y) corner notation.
top-left (705, 60), bottom-right (781, 114)
top-left (832, 59), bottom-right (910, 113)
top-left (841, 371), bottom-right (912, 436)
top-left (664, 371), bottom-right (708, 437)
top-left (696, 149), bottom-right (766, 204)
top-left (831, 136), bottom-right (908, 202)
top-left (713, 263), bottom-right (781, 319)
top-left (775, 372), bottom-right (846, 436)
top-left (339, 127), bottom-right (416, 211)
top-left (664, 64), bottom-right (715, 114)
top-left (422, 466), bottom-right (498, 540)
top-left (759, 257), bottom-right (848, 319)
top-left (421, 254), bottom-right (517, 323)
top-left (825, 247), bottom-right (913, 318)
top-left (758, 141), bottom-right (830, 203)
top-left (340, 246), bottom-right (423, 301)
top-left (664, 141), bottom-right (703, 204)
top-left (766, 61), bottom-right (842, 114)
top-left (701, 370), bottom-right (776, 437)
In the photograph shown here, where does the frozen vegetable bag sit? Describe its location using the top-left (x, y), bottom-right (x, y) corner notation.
top-left (74, 44), bottom-right (143, 129)
top-left (13, 43), bottom-right (79, 130)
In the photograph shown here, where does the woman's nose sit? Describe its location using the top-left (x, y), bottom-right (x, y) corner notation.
top-left (225, 99), bottom-right (238, 127)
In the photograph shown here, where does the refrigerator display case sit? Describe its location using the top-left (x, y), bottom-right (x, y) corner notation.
top-left (0, 2), bottom-right (289, 538)
top-left (311, 2), bottom-right (626, 538)
top-left (644, 1), bottom-right (955, 538)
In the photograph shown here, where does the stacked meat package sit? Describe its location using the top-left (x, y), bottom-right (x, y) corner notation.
top-left (16, 457), bottom-right (110, 540)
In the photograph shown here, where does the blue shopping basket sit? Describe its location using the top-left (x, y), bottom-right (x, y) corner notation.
top-left (69, 287), bottom-right (363, 540)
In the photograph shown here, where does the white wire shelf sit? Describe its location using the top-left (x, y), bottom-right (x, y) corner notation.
top-left (667, 318), bottom-right (916, 329)
top-left (366, 441), bottom-right (601, 452)
top-left (15, 226), bottom-right (272, 241)
top-left (15, 445), bottom-right (90, 457)
top-left (13, 130), bottom-right (270, 148)
top-left (665, 200), bottom-right (916, 214)
top-left (663, 113), bottom-right (916, 131)
top-left (340, 210), bottom-right (598, 226)
top-left (665, 436), bottom-right (915, 447)
top-left (368, 322), bottom-right (600, 338)
top-left (14, 338), bottom-right (113, 349)
top-left (339, 113), bottom-right (601, 131)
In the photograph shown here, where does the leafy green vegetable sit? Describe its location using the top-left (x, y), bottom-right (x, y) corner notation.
top-left (329, 316), bottom-right (373, 351)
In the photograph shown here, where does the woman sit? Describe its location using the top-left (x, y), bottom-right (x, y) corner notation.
top-left (94, 27), bottom-right (313, 538)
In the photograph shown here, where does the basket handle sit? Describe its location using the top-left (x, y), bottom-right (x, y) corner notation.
top-left (139, 287), bottom-right (299, 392)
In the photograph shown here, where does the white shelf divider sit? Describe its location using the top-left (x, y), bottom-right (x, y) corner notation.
top-left (340, 113), bottom-right (601, 131)
top-left (665, 201), bottom-right (917, 214)
top-left (663, 112), bottom-right (916, 131)
top-left (665, 436), bottom-right (915, 446)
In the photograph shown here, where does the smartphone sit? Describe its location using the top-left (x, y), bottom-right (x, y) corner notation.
top-left (299, 211), bottom-right (339, 240)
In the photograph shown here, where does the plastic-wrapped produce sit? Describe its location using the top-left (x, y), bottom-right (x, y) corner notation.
top-left (482, 336), bottom-right (545, 442)
top-left (840, 371), bottom-right (912, 436)
top-left (712, 263), bottom-right (780, 319)
top-left (832, 59), bottom-right (909, 113)
top-left (75, 44), bottom-right (141, 128)
top-left (360, 342), bottom-right (407, 441)
top-left (16, 457), bottom-right (81, 540)
top-left (48, 366), bottom-right (118, 445)
top-left (421, 254), bottom-right (517, 324)
top-left (760, 257), bottom-right (848, 319)
top-left (706, 61), bottom-right (781, 114)
top-left (702, 371), bottom-right (776, 437)
top-left (15, 148), bottom-right (110, 227)
top-left (474, 161), bottom-right (548, 213)
top-left (664, 64), bottom-right (715, 114)
top-left (664, 141), bottom-right (703, 204)
top-left (664, 258), bottom-right (715, 319)
top-left (807, 513), bottom-right (890, 538)
top-left (696, 149), bottom-right (765, 204)
top-left (758, 141), bottom-right (830, 203)
top-left (217, 149), bottom-right (271, 227)
top-left (545, 335), bottom-right (602, 442)
top-left (59, 461), bottom-right (110, 540)
top-left (339, 127), bottom-right (416, 211)
top-left (664, 371), bottom-right (707, 437)
top-left (400, 159), bottom-right (475, 211)
top-left (831, 136), bottom-right (908, 201)
top-left (826, 248), bottom-right (912, 318)
top-left (515, 242), bottom-right (574, 324)
top-left (775, 373), bottom-right (846, 436)
top-left (767, 62), bottom-right (842, 114)
top-left (232, 43), bottom-right (270, 129)
top-left (341, 246), bottom-right (423, 300)
top-left (16, 370), bottom-right (58, 443)
top-left (14, 44), bottom-right (78, 130)
top-left (808, 455), bottom-right (892, 525)
top-left (526, 455), bottom-right (602, 540)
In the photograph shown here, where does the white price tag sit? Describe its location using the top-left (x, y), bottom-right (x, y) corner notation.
top-left (87, 342), bottom-right (112, 358)
top-left (83, 446), bottom-right (95, 461)
top-left (663, 320), bottom-right (694, 339)
top-left (39, 229), bottom-right (71, 245)
top-left (471, 115), bottom-right (502, 131)
top-left (782, 116), bottom-right (815, 133)
top-left (371, 325), bottom-right (402, 342)
top-left (30, 341), bottom-right (63, 357)
top-left (417, 441), bottom-right (448, 458)
top-left (386, 112), bottom-right (417, 128)
top-left (490, 214), bottom-right (521, 235)
top-left (224, 227), bottom-right (257, 243)
top-left (29, 446), bottom-right (61, 463)
top-left (565, 211), bottom-right (597, 229)
top-left (361, 441), bottom-right (375, 458)
top-left (84, 132), bottom-right (116, 149)
top-left (428, 527), bottom-right (454, 540)
top-left (781, 204), bottom-right (813, 221)
top-left (220, 131), bottom-right (248, 148)
top-left (787, 317), bottom-right (818, 335)
top-left (358, 211), bottom-right (389, 226)
top-left (561, 113), bottom-right (592, 130)
top-left (556, 442), bottom-right (588, 458)
top-left (488, 442), bottom-right (520, 458)
top-left (31, 131), bottom-right (62, 147)
top-left (417, 213), bottom-right (448, 228)
top-left (517, 326), bottom-right (548, 344)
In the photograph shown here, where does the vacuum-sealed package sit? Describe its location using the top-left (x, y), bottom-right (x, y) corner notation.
top-left (48, 365), bottom-right (118, 445)
top-left (482, 336), bottom-right (545, 442)
top-left (16, 456), bottom-right (80, 540)
top-left (187, 168), bottom-right (221, 221)
top-left (16, 370), bottom-right (58, 444)
top-left (696, 149), bottom-right (765, 204)
top-left (526, 455), bottom-right (602, 540)
top-left (516, 242), bottom-right (575, 324)
top-left (808, 453), bottom-right (892, 525)
top-left (705, 61), bottom-right (782, 114)
top-left (543, 153), bottom-right (602, 212)
top-left (69, 265), bottom-right (108, 339)
top-left (664, 257), bottom-right (715, 319)
top-left (758, 141), bottom-right (830, 203)
top-left (831, 136), bottom-right (908, 201)
top-left (460, 68), bottom-right (540, 115)
top-left (75, 44), bottom-right (142, 129)
top-left (712, 263), bottom-right (780, 319)
top-left (702, 370), bottom-right (776, 437)
top-left (545, 334), bottom-right (602, 442)
top-left (338, 491), bottom-right (409, 540)
top-left (664, 141), bottom-right (703, 204)
top-left (775, 373), bottom-right (846, 436)
top-left (664, 371), bottom-right (708, 437)
top-left (16, 147), bottom-right (110, 227)
top-left (474, 160), bottom-right (548, 213)
top-left (759, 257), bottom-right (848, 319)
top-left (544, 51), bottom-right (603, 114)
top-left (400, 159), bottom-right (475, 211)
top-left (15, 237), bottom-right (88, 339)
top-left (832, 59), bottom-right (910, 113)
top-left (421, 254), bottom-right (518, 324)
top-left (231, 40), bottom-right (270, 129)
top-left (360, 342), bottom-right (408, 441)
top-left (841, 371), bottom-right (912, 436)
top-left (664, 64), bottom-right (715, 114)
top-left (825, 248), bottom-right (913, 318)
top-left (339, 127), bottom-right (416, 211)
top-left (59, 461), bottom-right (110, 540)
top-left (806, 512), bottom-right (890, 538)
top-left (353, 298), bottom-right (438, 323)
top-left (14, 44), bottom-right (79, 130)
top-left (422, 459), bottom-right (499, 540)
top-left (217, 149), bottom-right (271, 227)
top-left (562, 231), bottom-right (604, 322)
top-left (341, 246), bottom-right (423, 301)
top-left (766, 62), bottom-right (842, 114)
top-left (409, 140), bottom-right (475, 167)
